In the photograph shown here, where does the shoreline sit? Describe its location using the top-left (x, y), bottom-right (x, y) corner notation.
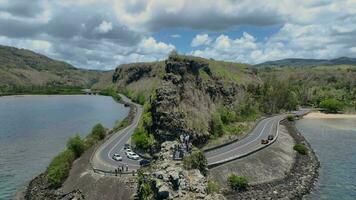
top-left (304, 111), bottom-right (356, 119)
top-left (14, 94), bottom-right (134, 200)
top-left (224, 118), bottom-right (320, 200)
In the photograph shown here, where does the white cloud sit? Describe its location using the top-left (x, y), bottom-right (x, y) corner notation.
top-left (137, 36), bottom-right (175, 55)
top-left (170, 34), bottom-right (181, 38)
top-left (191, 34), bottom-right (211, 47)
top-left (95, 20), bottom-right (113, 34)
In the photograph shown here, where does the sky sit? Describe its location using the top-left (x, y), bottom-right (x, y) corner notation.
top-left (0, 0), bottom-right (355, 70)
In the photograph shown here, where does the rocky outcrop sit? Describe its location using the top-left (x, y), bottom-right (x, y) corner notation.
top-left (138, 141), bottom-right (226, 200)
top-left (151, 56), bottom-right (242, 145)
top-left (113, 63), bottom-right (153, 84)
top-left (24, 173), bottom-right (85, 200)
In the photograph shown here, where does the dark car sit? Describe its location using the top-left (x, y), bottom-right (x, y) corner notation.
top-left (261, 139), bottom-right (269, 144)
top-left (124, 143), bottom-right (130, 150)
top-left (268, 135), bottom-right (274, 140)
top-left (139, 159), bottom-right (151, 167)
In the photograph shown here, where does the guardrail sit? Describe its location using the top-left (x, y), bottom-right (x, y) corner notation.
top-left (207, 117), bottom-right (284, 168)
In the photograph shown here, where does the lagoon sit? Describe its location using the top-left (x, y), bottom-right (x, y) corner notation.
top-left (0, 95), bottom-right (129, 200)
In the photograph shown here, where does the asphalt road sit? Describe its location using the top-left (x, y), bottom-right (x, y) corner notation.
top-left (92, 93), bottom-right (310, 172)
top-left (205, 109), bottom-right (310, 166)
top-left (91, 94), bottom-right (143, 172)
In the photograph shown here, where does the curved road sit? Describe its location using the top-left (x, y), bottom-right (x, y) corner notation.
top-left (205, 115), bottom-right (285, 166)
top-left (92, 94), bottom-right (309, 172)
top-left (91, 94), bottom-right (143, 172)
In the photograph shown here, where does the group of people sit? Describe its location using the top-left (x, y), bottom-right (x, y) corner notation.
top-left (114, 164), bottom-right (129, 176)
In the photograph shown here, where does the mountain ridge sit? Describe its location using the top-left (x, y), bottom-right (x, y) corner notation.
top-left (254, 57), bottom-right (356, 68)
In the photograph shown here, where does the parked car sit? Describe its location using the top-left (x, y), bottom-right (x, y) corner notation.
top-left (268, 135), bottom-right (274, 140)
top-left (125, 148), bottom-right (133, 155)
top-left (124, 143), bottom-right (130, 150)
top-left (112, 153), bottom-right (122, 161)
top-left (127, 152), bottom-right (140, 160)
top-left (261, 139), bottom-right (269, 144)
top-left (139, 159), bottom-right (151, 167)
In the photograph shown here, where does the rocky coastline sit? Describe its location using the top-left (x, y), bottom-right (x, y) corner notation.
top-left (223, 119), bottom-right (320, 200)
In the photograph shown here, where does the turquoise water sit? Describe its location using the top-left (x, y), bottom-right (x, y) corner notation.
top-left (296, 118), bottom-right (356, 200)
top-left (0, 95), bottom-right (129, 200)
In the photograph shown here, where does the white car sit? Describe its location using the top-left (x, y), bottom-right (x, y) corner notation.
top-left (127, 152), bottom-right (140, 160)
top-left (125, 148), bottom-right (133, 155)
top-left (112, 153), bottom-right (122, 161)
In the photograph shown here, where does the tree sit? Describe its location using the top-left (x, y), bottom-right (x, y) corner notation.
top-left (132, 127), bottom-right (155, 151)
top-left (66, 134), bottom-right (86, 158)
top-left (183, 150), bottom-right (208, 176)
top-left (286, 91), bottom-right (299, 111)
top-left (228, 174), bottom-right (248, 191)
top-left (210, 113), bottom-right (224, 137)
top-left (91, 123), bottom-right (106, 140)
top-left (319, 99), bottom-right (343, 113)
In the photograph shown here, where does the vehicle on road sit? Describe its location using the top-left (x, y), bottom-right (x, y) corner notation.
top-left (124, 144), bottom-right (130, 150)
top-left (139, 159), bottom-right (151, 167)
top-left (125, 148), bottom-right (133, 155)
top-left (268, 135), bottom-right (274, 140)
top-left (127, 152), bottom-right (140, 160)
top-left (261, 139), bottom-right (269, 144)
top-left (112, 153), bottom-right (123, 161)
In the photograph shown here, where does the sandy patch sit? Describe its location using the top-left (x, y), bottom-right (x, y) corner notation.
top-left (304, 112), bottom-right (356, 119)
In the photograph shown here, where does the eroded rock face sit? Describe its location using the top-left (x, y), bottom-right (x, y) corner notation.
top-left (140, 141), bottom-right (225, 200)
top-left (113, 63), bottom-right (153, 84)
top-left (151, 56), bottom-right (240, 145)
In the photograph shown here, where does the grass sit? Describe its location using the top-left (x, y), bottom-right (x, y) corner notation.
top-left (227, 174), bottom-right (248, 191)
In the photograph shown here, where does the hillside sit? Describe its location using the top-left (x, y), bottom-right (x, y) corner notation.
top-left (0, 45), bottom-right (105, 93)
top-left (254, 57), bottom-right (356, 68)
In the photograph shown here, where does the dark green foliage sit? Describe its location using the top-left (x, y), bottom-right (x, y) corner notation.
top-left (136, 93), bottom-right (146, 105)
top-left (47, 149), bottom-right (75, 188)
top-left (0, 85), bottom-right (84, 96)
top-left (294, 143), bottom-right (308, 155)
top-left (91, 123), bottom-right (106, 140)
top-left (137, 171), bottom-right (155, 200)
top-left (207, 180), bottom-right (220, 194)
top-left (227, 174), bottom-right (248, 190)
top-left (210, 113), bottom-right (224, 137)
top-left (287, 115), bottom-right (295, 121)
top-left (319, 99), bottom-right (343, 113)
top-left (132, 127), bottom-right (155, 151)
top-left (66, 134), bottom-right (86, 158)
top-left (183, 151), bottom-right (208, 176)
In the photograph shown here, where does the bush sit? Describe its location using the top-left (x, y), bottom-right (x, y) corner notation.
top-left (287, 115), bottom-right (295, 121)
top-left (210, 113), bottom-right (224, 137)
top-left (228, 174), bottom-right (248, 191)
top-left (320, 99), bottom-right (343, 113)
top-left (207, 180), bottom-right (220, 194)
top-left (293, 143), bottom-right (308, 155)
top-left (219, 107), bottom-right (236, 124)
top-left (47, 149), bottom-right (75, 188)
top-left (136, 94), bottom-right (146, 105)
top-left (66, 134), bottom-right (86, 158)
top-left (91, 123), bottom-right (106, 140)
top-left (183, 151), bottom-right (208, 176)
top-left (132, 127), bottom-right (155, 151)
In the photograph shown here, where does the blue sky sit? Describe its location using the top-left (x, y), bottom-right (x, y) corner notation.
top-left (0, 0), bottom-right (355, 69)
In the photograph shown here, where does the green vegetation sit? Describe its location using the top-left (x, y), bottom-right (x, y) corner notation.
top-left (256, 66), bottom-right (356, 113)
top-left (99, 87), bottom-right (121, 101)
top-left (227, 174), bottom-right (248, 191)
top-left (287, 115), bottom-right (295, 121)
top-left (66, 134), bottom-right (86, 158)
top-left (137, 171), bottom-right (155, 200)
top-left (319, 98), bottom-right (344, 113)
top-left (0, 85), bottom-right (85, 96)
top-left (210, 113), bottom-right (224, 137)
top-left (207, 180), bottom-right (220, 194)
top-left (132, 99), bottom-right (156, 151)
top-left (47, 123), bottom-right (107, 188)
top-left (293, 143), bottom-right (308, 155)
top-left (183, 150), bottom-right (208, 176)
top-left (47, 149), bottom-right (75, 188)
top-left (90, 123), bottom-right (106, 140)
